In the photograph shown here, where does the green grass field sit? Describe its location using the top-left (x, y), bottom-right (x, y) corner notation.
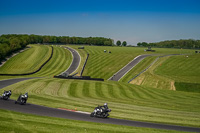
top-left (69, 46), bottom-right (194, 80)
top-left (130, 54), bottom-right (200, 91)
top-left (0, 109), bottom-right (182, 133)
top-left (154, 54), bottom-right (200, 83)
top-left (120, 56), bottom-right (158, 83)
top-left (0, 45), bottom-right (51, 74)
top-left (31, 45), bottom-right (72, 77)
top-left (1, 78), bottom-right (199, 127)
top-left (0, 45), bottom-right (72, 80)
top-left (0, 45), bottom-right (199, 132)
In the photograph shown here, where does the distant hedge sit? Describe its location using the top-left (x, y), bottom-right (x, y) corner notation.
top-left (137, 39), bottom-right (200, 49)
top-left (0, 34), bottom-right (114, 62)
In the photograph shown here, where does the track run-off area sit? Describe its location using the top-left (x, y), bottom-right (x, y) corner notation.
top-left (0, 45), bottom-right (200, 132)
top-left (0, 98), bottom-right (199, 132)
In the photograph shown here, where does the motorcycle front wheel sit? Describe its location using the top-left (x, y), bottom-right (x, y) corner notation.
top-left (90, 112), bottom-right (95, 117)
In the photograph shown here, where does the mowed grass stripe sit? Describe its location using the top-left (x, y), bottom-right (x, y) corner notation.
top-left (1, 109), bottom-right (183, 133)
top-left (82, 82), bottom-right (90, 98)
top-left (154, 54), bottom-right (200, 83)
top-left (95, 82), bottom-right (105, 98)
top-left (31, 46), bottom-right (72, 77)
top-left (37, 46), bottom-right (65, 75)
top-left (2, 78), bottom-right (200, 126)
top-left (120, 56), bottom-right (157, 83)
top-left (0, 45), bottom-right (51, 74)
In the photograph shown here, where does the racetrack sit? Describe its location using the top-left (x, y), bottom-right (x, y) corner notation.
top-left (61, 47), bottom-right (80, 75)
top-left (0, 99), bottom-right (199, 132)
top-left (0, 50), bottom-right (200, 132)
top-left (0, 79), bottom-right (200, 132)
top-left (109, 55), bottom-right (150, 81)
top-left (0, 78), bottom-right (33, 89)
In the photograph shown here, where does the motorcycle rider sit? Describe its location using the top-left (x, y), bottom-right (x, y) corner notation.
top-left (94, 103), bottom-right (108, 116)
top-left (2, 90), bottom-right (12, 100)
top-left (15, 92), bottom-right (28, 104)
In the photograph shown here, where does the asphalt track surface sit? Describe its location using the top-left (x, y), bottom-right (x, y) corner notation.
top-left (0, 52), bottom-right (200, 132)
top-left (0, 78), bottom-right (33, 89)
top-left (62, 47), bottom-right (80, 75)
top-left (0, 99), bottom-right (199, 132)
top-left (1, 80), bottom-right (200, 132)
top-left (109, 55), bottom-right (151, 81)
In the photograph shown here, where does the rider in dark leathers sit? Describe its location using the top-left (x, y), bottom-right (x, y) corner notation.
top-left (94, 103), bottom-right (108, 116)
top-left (1, 90), bottom-right (12, 100)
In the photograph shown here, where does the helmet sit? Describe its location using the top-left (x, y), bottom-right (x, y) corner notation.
top-left (104, 103), bottom-right (107, 106)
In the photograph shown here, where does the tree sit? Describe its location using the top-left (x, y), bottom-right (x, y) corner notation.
top-left (116, 40), bottom-right (121, 46)
top-left (137, 42), bottom-right (142, 47)
top-left (141, 42), bottom-right (148, 47)
top-left (122, 41), bottom-right (127, 46)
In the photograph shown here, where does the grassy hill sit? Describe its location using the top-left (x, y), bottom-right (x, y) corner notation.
top-left (0, 45), bottom-right (199, 132)
top-left (0, 45), bottom-right (51, 74)
top-left (70, 46), bottom-right (194, 80)
top-left (129, 54), bottom-right (200, 92)
top-left (1, 78), bottom-right (199, 127)
top-left (0, 45), bottom-right (72, 79)
top-left (0, 109), bottom-right (181, 133)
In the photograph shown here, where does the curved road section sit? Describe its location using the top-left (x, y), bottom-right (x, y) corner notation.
top-left (61, 47), bottom-right (80, 75)
top-left (0, 78), bottom-right (33, 89)
top-left (109, 55), bottom-right (150, 81)
top-left (0, 52), bottom-right (199, 132)
top-left (0, 100), bottom-right (199, 132)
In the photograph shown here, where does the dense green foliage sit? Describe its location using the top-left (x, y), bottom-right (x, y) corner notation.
top-left (137, 39), bottom-right (200, 49)
top-left (122, 41), bottom-right (127, 46)
top-left (1, 78), bottom-right (200, 127)
top-left (116, 40), bottom-right (121, 46)
top-left (0, 34), bottom-right (114, 63)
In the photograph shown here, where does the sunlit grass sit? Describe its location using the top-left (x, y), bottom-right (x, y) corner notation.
top-left (1, 78), bottom-right (199, 127)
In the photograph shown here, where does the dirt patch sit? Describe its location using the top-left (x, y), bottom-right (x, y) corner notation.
top-left (130, 76), bottom-right (144, 85)
top-left (170, 81), bottom-right (176, 91)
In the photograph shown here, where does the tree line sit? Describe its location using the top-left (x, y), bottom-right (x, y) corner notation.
top-left (116, 40), bottom-right (127, 46)
top-left (137, 39), bottom-right (200, 49)
top-left (0, 34), bottom-right (114, 63)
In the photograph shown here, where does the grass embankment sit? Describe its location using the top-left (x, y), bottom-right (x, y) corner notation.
top-left (154, 54), bottom-right (200, 92)
top-left (0, 45), bottom-right (51, 74)
top-left (0, 109), bottom-right (181, 133)
top-left (82, 46), bottom-right (147, 79)
top-left (120, 56), bottom-right (158, 83)
top-left (130, 54), bottom-right (200, 91)
top-left (1, 78), bottom-right (199, 127)
top-left (76, 46), bottom-right (193, 80)
top-left (32, 45), bottom-right (72, 77)
top-left (0, 45), bottom-right (72, 79)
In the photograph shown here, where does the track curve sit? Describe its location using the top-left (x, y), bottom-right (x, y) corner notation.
top-left (61, 47), bottom-right (80, 75)
top-left (0, 50), bottom-right (200, 132)
top-left (109, 55), bottom-right (150, 81)
top-left (0, 79), bottom-right (200, 132)
top-left (0, 99), bottom-right (199, 132)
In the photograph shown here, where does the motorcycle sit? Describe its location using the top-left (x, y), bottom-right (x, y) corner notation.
top-left (90, 103), bottom-right (111, 118)
top-left (15, 92), bottom-right (28, 105)
top-left (1, 90), bottom-right (12, 100)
